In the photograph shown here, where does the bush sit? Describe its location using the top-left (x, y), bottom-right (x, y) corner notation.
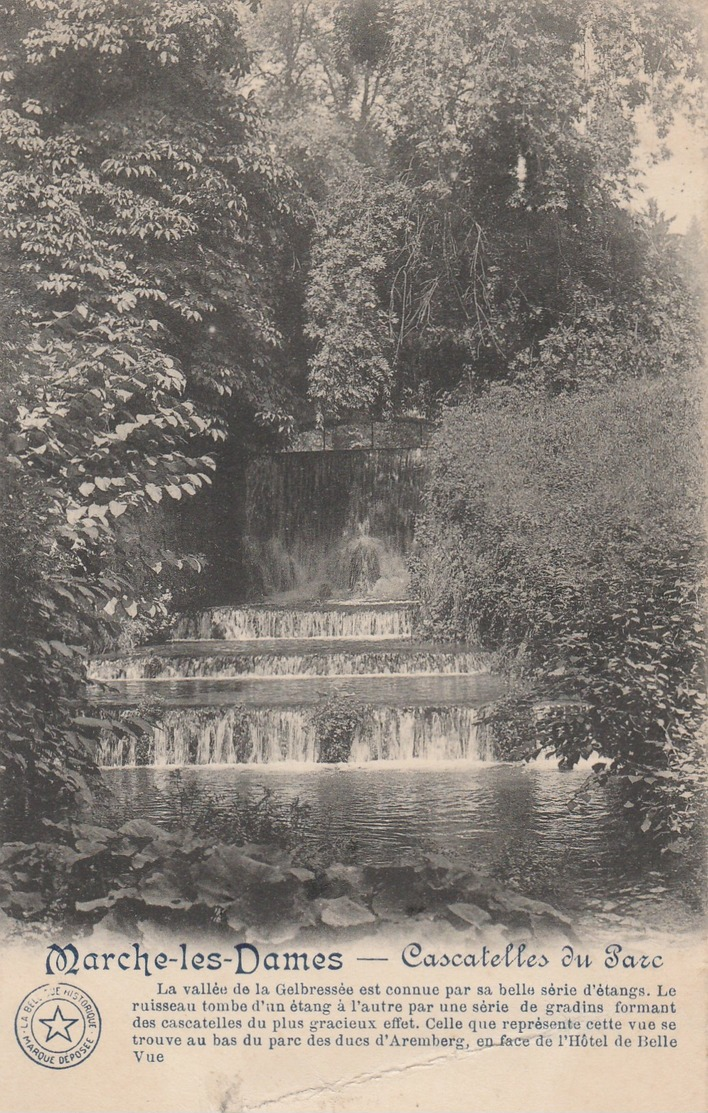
top-left (412, 375), bottom-right (706, 847)
top-left (309, 694), bottom-right (367, 763)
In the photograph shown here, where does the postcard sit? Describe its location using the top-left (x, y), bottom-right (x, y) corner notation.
top-left (0, 1), bottom-right (705, 1110)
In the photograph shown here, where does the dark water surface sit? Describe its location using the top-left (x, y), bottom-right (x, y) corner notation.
top-left (92, 671), bottom-right (505, 707)
top-left (103, 761), bottom-right (699, 935)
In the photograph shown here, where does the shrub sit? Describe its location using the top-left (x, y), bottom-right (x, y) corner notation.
top-left (412, 375), bottom-right (706, 848)
top-left (309, 694), bottom-right (367, 763)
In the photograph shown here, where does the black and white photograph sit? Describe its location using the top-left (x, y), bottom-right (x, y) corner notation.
top-left (0, 1), bottom-right (705, 1110)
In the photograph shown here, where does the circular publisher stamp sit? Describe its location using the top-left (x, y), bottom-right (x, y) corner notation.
top-left (14, 982), bottom-right (101, 1069)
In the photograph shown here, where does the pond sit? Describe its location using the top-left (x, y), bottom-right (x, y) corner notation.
top-left (102, 760), bottom-right (699, 937)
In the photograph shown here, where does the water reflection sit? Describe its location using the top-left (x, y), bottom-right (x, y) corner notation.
top-left (102, 763), bottom-right (697, 933)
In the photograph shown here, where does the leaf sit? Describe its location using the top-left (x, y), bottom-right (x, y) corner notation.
top-left (289, 867), bottom-right (315, 882)
top-left (319, 897), bottom-right (375, 928)
top-left (119, 819), bottom-right (167, 841)
top-left (109, 500), bottom-right (127, 517)
top-left (165, 485), bottom-right (182, 500)
top-left (75, 895), bottom-right (119, 913)
top-left (446, 902), bottom-right (492, 929)
top-left (145, 484), bottom-right (162, 503)
top-left (137, 870), bottom-right (192, 909)
top-left (6, 891), bottom-right (47, 915)
top-left (123, 717), bottom-right (156, 734)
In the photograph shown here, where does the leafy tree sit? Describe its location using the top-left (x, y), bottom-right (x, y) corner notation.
top-left (0, 0), bottom-right (297, 831)
top-left (304, 172), bottom-right (411, 413)
top-left (295, 0), bottom-right (702, 413)
top-left (241, 0), bottom-right (401, 420)
top-left (244, 0), bottom-right (392, 128)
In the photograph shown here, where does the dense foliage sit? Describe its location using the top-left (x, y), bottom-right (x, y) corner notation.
top-left (0, 0), bottom-right (297, 831)
top-left (309, 694), bottom-right (366, 762)
top-left (412, 376), bottom-right (706, 848)
top-left (242, 0), bottom-right (707, 850)
top-left (247, 0), bottom-right (702, 416)
top-left (0, 814), bottom-right (573, 935)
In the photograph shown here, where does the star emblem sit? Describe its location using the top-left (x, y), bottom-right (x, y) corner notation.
top-left (38, 1004), bottom-right (79, 1042)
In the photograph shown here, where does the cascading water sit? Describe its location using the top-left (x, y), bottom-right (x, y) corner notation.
top-left (242, 449), bottom-right (424, 601)
top-left (93, 445), bottom-right (504, 768)
top-left (97, 705), bottom-right (495, 767)
top-left (94, 600), bottom-right (504, 766)
top-left (174, 602), bottom-right (413, 640)
top-left (91, 650), bottom-right (489, 680)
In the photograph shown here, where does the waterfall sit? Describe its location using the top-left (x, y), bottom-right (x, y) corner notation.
top-left (96, 706), bottom-right (495, 767)
top-left (91, 649), bottom-right (490, 680)
top-left (174, 602), bottom-right (413, 640)
top-left (92, 445), bottom-right (504, 769)
top-left (241, 449), bottom-right (425, 601)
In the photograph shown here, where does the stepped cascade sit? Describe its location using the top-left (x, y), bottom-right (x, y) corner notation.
top-left (93, 447), bottom-right (504, 767)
